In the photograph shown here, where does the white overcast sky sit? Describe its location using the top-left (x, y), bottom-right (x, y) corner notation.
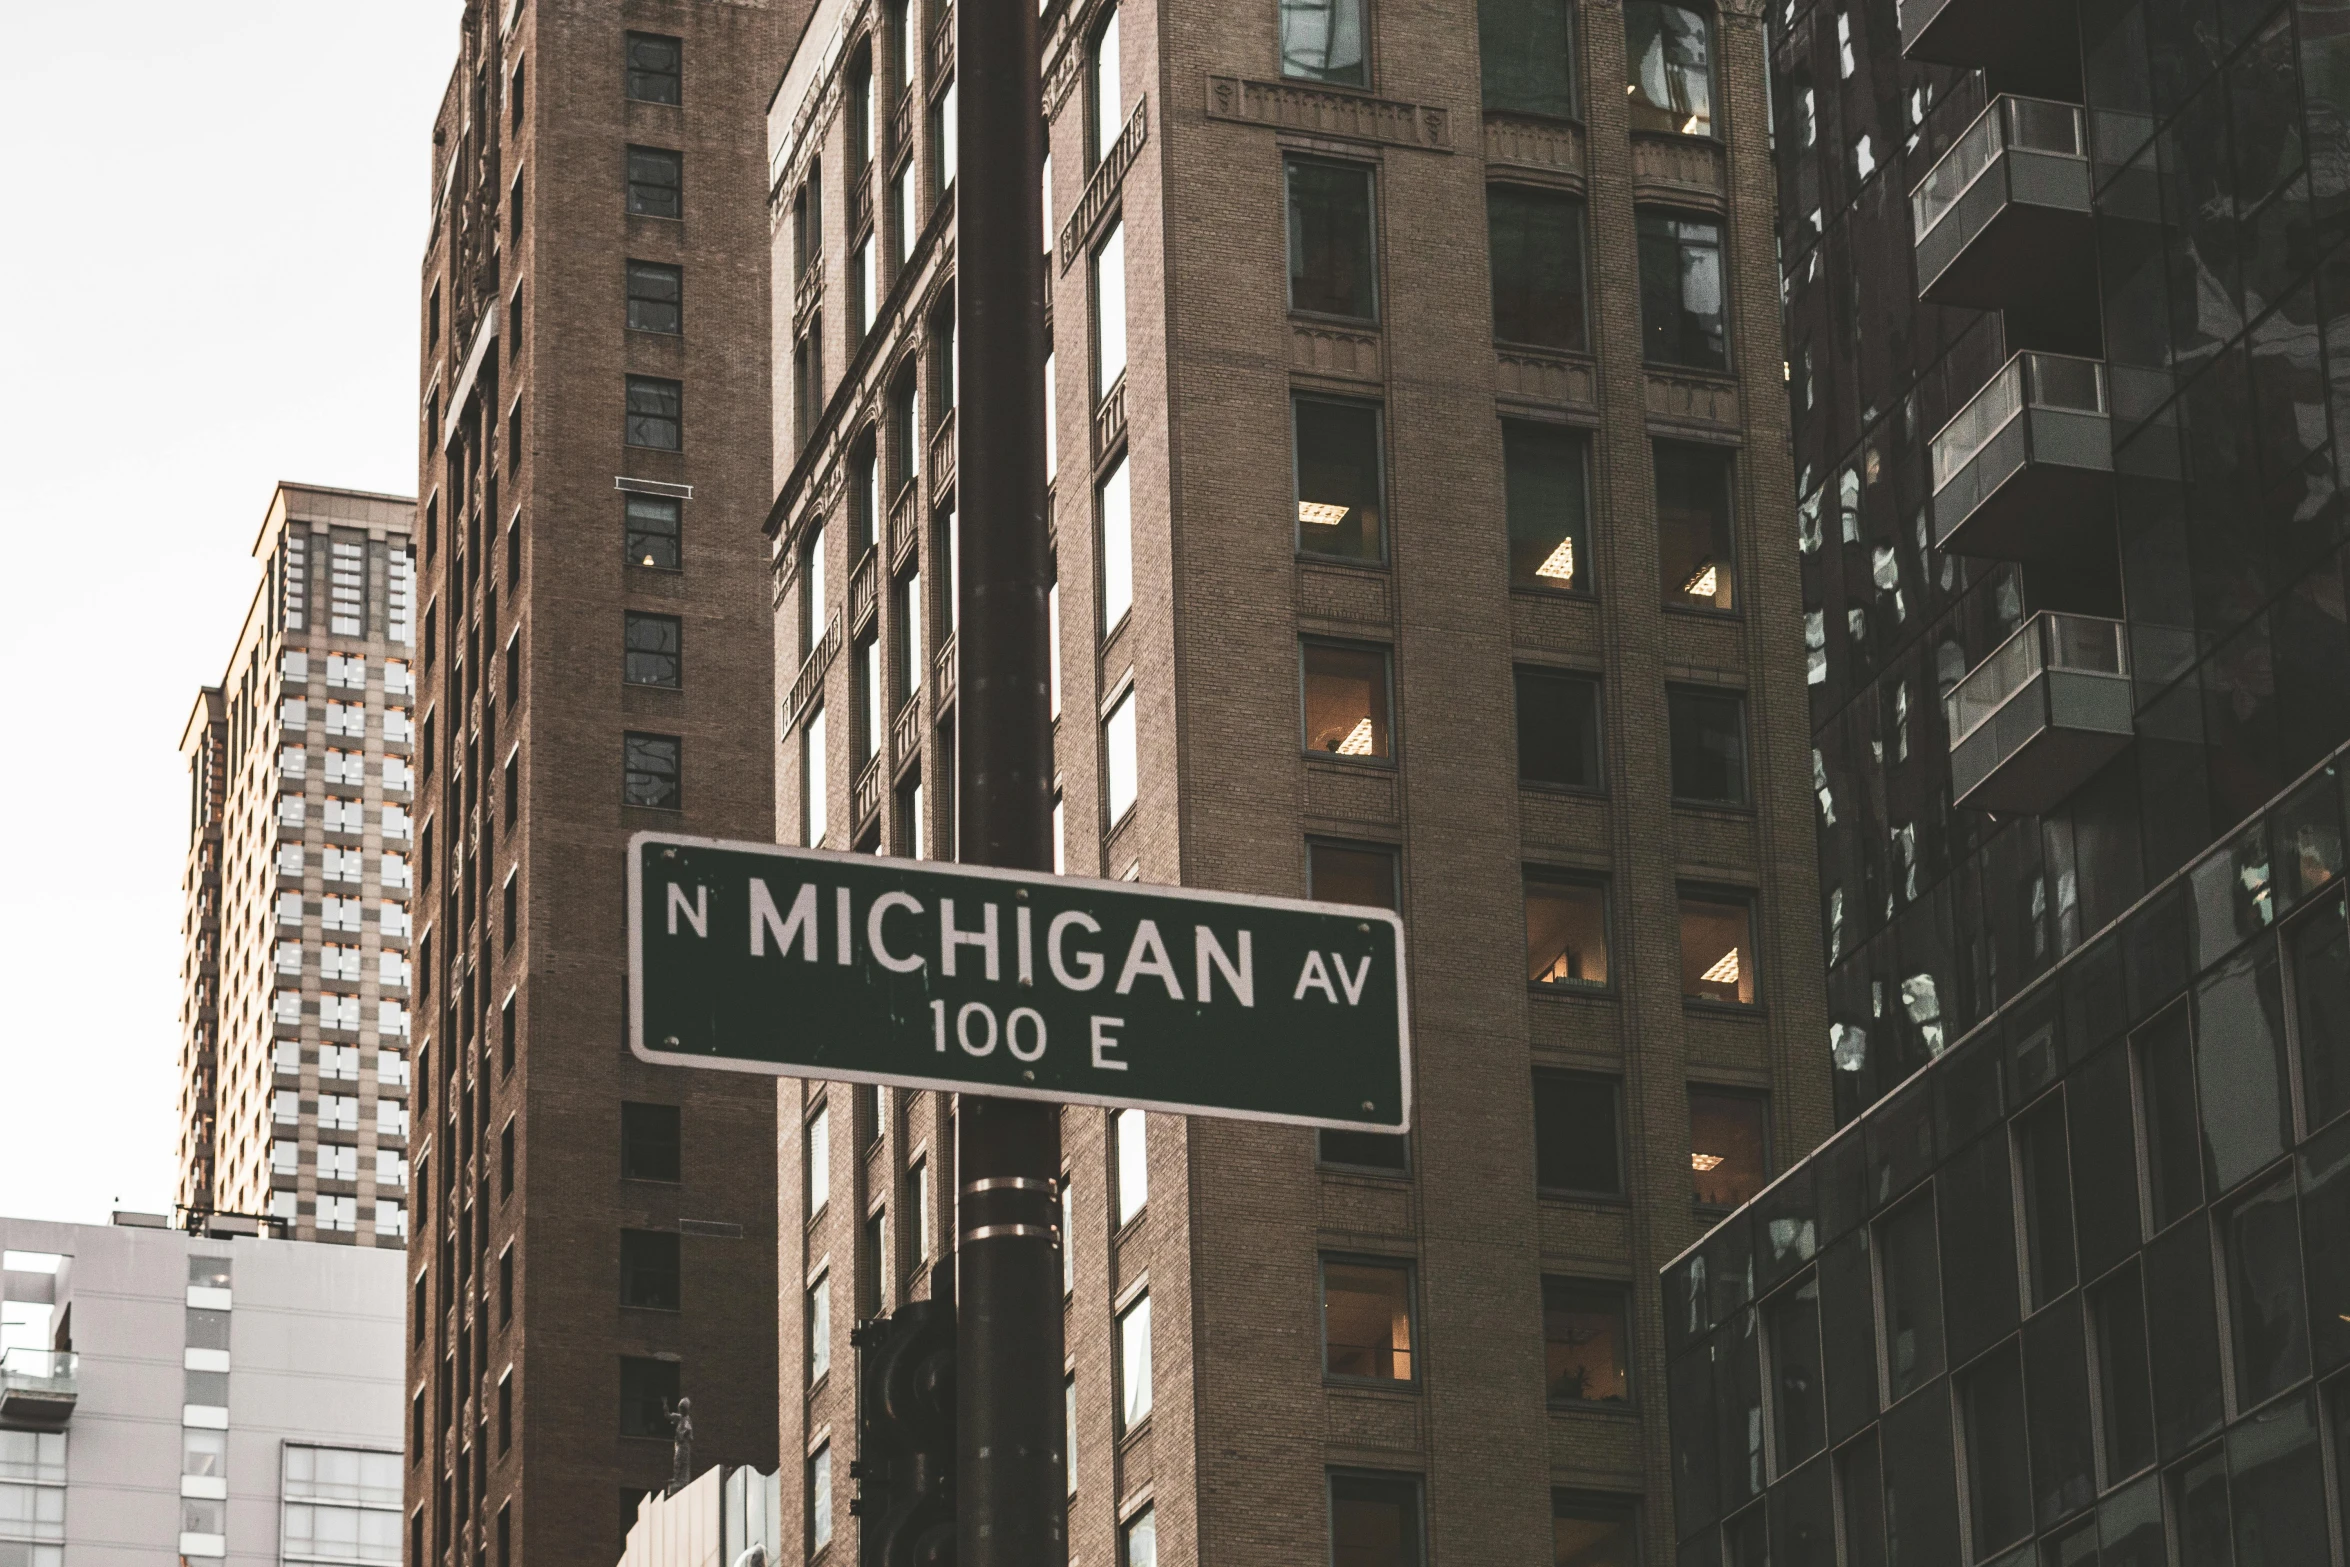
top-left (0, 5), bottom-right (463, 1223)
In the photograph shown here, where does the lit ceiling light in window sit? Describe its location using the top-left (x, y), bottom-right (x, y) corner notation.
top-left (1298, 501), bottom-right (1350, 529)
top-left (1335, 717), bottom-right (1377, 756)
top-left (1700, 948), bottom-right (1741, 986)
top-left (1691, 1152), bottom-right (1726, 1172)
top-left (1682, 561), bottom-right (1719, 598)
top-left (1536, 537), bottom-right (1576, 584)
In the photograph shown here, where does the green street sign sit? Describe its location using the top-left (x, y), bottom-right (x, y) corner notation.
top-left (628, 833), bottom-right (1412, 1131)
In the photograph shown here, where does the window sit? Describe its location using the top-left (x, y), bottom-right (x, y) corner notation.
top-left (1655, 439), bottom-right (1736, 609)
top-left (624, 733), bottom-right (681, 809)
top-left (1504, 420), bottom-right (1590, 591)
top-left (2289, 892), bottom-right (2350, 1129)
top-left (1957, 1343), bottom-right (2031, 1555)
top-left (2014, 1093), bottom-right (2077, 1308)
top-left (1099, 456), bottom-right (1133, 632)
top-left (806, 1102), bottom-right (832, 1217)
top-left (625, 493), bottom-right (681, 569)
top-left (1302, 641), bottom-right (1393, 759)
top-left (1764, 1281), bottom-right (1825, 1469)
top-left (807, 1442), bottom-right (832, 1554)
top-left (2135, 1007), bottom-right (2202, 1229)
top-left (1114, 1107), bottom-right (1149, 1227)
top-left (1121, 1505), bottom-right (1157, 1567)
top-left (625, 146), bottom-right (682, 218)
top-left (1636, 211), bottom-right (1726, 369)
top-left (1093, 221), bottom-right (1127, 397)
top-left (1117, 1292), bottom-right (1152, 1430)
top-left (1550, 1492), bottom-right (1639, 1566)
top-left (1533, 1070), bottom-right (1622, 1194)
top-left (1542, 1279), bottom-right (1630, 1405)
top-left (1281, 0), bottom-right (1367, 84)
top-left (851, 234), bottom-right (876, 341)
top-left (854, 636), bottom-right (882, 763)
top-left (617, 1357), bottom-right (678, 1438)
top-left (1089, 8), bottom-right (1123, 166)
top-left (1488, 186), bottom-right (1587, 351)
top-left (934, 78), bottom-right (959, 193)
top-left (626, 32), bottom-right (682, 102)
top-left (807, 1271), bottom-right (832, 1384)
top-left (1104, 685), bottom-right (1139, 825)
top-left (1625, 0), bottom-right (1713, 135)
top-left (1688, 1087), bottom-right (1767, 1205)
top-left (1679, 891), bottom-right (1755, 1004)
top-left (1323, 1258), bottom-right (1414, 1381)
top-left (1481, 0), bottom-right (1576, 117)
top-left (1526, 874), bottom-right (1608, 989)
top-left (620, 1103), bottom-right (682, 1182)
top-left (619, 1230), bottom-right (681, 1311)
top-left (1293, 396), bottom-right (1385, 562)
top-left (2090, 1262), bottom-right (2156, 1482)
top-left (623, 614), bottom-right (682, 688)
top-left (1515, 668), bottom-right (1601, 789)
top-left (1666, 687), bottom-right (1746, 804)
top-left (894, 568), bottom-right (925, 705)
top-left (624, 377), bottom-right (682, 450)
top-left (1328, 1472), bottom-right (1423, 1567)
top-left (806, 706), bottom-right (830, 846)
top-left (908, 1156), bottom-right (932, 1264)
top-left (2221, 1174), bottom-right (2309, 1408)
top-left (1876, 1194), bottom-right (1943, 1403)
top-left (625, 261), bottom-right (682, 334)
top-left (1287, 158), bottom-right (1377, 321)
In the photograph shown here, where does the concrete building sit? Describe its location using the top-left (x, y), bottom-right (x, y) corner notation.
top-left (179, 482), bottom-right (419, 1249)
top-left (0, 1213), bottom-right (403, 1567)
top-left (617, 1464), bottom-right (780, 1567)
top-left (764, 0), bottom-right (1823, 1558)
top-left (407, 2), bottom-right (797, 1562)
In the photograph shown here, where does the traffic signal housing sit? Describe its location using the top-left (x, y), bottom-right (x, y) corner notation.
top-left (849, 1296), bottom-right (956, 1567)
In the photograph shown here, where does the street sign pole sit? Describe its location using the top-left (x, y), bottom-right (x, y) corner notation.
top-left (954, 0), bottom-right (1063, 1559)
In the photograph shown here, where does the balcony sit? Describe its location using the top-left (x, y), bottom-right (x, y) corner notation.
top-left (854, 754), bottom-right (884, 830)
top-left (0, 1349), bottom-right (78, 1427)
top-left (1899, 0), bottom-right (2076, 78)
top-left (1911, 97), bottom-right (2092, 309)
top-left (929, 407), bottom-right (958, 504)
top-left (849, 545), bottom-right (880, 637)
top-left (1929, 352), bottom-right (2112, 561)
top-left (1946, 613), bottom-right (2133, 815)
top-left (888, 479), bottom-right (920, 571)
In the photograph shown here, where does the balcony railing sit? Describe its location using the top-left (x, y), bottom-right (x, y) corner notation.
top-left (1946, 612), bottom-right (2133, 814)
top-left (1929, 351), bottom-right (2112, 561)
top-left (853, 753), bottom-right (884, 829)
top-left (849, 545), bottom-right (880, 636)
top-left (929, 407), bottom-right (958, 504)
top-left (888, 479), bottom-right (920, 571)
top-left (786, 609), bottom-right (843, 732)
top-left (892, 694), bottom-right (925, 771)
top-left (935, 631), bottom-right (958, 708)
top-left (0, 1348), bottom-right (78, 1426)
top-left (1911, 96), bottom-right (2092, 307)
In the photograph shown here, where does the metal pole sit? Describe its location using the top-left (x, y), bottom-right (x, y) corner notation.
top-left (953, 0), bottom-right (1064, 1560)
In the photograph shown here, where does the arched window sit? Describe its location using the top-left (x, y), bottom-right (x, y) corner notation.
top-left (1090, 7), bottom-right (1122, 167)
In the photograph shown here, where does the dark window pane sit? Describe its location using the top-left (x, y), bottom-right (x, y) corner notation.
top-left (1878, 1194), bottom-right (1944, 1404)
top-left (625, 32), bottom-right (682, 104)
top-left (2170, 1447), bottom-right (2232, 1567)
top-left (1625, 0), bottom-right (1713, 135)
top-left (2193, 943), bottom-right (2292, 1194)
top-left (1936, 1133), bottom-right (2019, 1369)
top-left (1293, 398), bottom-right (1385, 562)
top-left (1635, 210), bottom-right (1726, 368)
top-left (2226, 1391), bottom-right (2328, 1563)
top-left (624, 494), bottom-right (681, 570)
top-left (1668, 687), bottom-right (1748, 804)
top-left (1690, 1089), bottom-right (1767, 1206)
top-left (1543, 1279), bottom-right (1631, 1405)
top-left (1959, 1343), bottom-right (2032, 1556)
top-left (2097, 1474), bottom-right (2164, 1567)
top-left (625, 146), bottom-right (682, 218)
top-left (2016, 1094), bottom-right (2078, 1307)
top-left (1765, 1278), bottom-right (1825, 1469)
top-left (2067, 1042), bottom-right (2143, 1280)
top-left (1322, 1260), bottom-right (1413, 1381)
top-left (1287, 159), bottom-right (1377, 320)
top-left (1838, 1434), bottom-right (1888, 1567)
top-left (1715, 1309), bottom-right (1763, 1512)
top-left (1551, 1490), bottom-right (1636, 1566)
top-left (1302, 642), bottom-right (1392, 757)
top-left (1680, 894), bottom-right (1756, 1005)
top-left (1669, 1344), bottom-right (1721, 1537)
top-left (626, 260), bottom-right (682, 334)
top-left (1481, 0), bottom-right (1576, 117)
top-left (2300, 1117), bottom-right (2350, 1374)
top-left (1515, 667), bottom-right (1602, 789)
top-left (1328, 1472), bottom-right (1421, 1567)
top-left (1527, 876), bottom-right (1610, 989)
top-left (619, 1229), bottom-right (680, 1311)
top-left (1769, 1455), bottom-right (1834, 1567)
top-left (2222, 1174), bottom-right (2309, 1406)
top-left (1310, 841), bottom-right (1397, 910)
top-left (1655, 439), bottom-right (1736, 609)
top-left (2137, 1006), bottom-right (2204, 1230)
top-left (2092, 1262), bottom-right (2158, 1484)
top-left (1504, 420), bottom-right (1591, 591)
top-left (624, 613), bottom-right (681, 687)
top-left (1319, 1130), bottom-right (1409, 1172)
top-left (1879, 1381), bottom-right (1961, 1567)
top-left (625, 376), bottom-right (682, 450)
top-left (618, 1358), bottom-right (679, 1442)
top-left (621, 1103), bottom-right (682, 1182)
top-left (2041, 1518), bottom-right (2098, 1567)
top-left (1817, 1233), bottom-right (1879, 1445)
top-left (2143, 1215), bottom-right (2224, 1459)
top-left (2022, 1303), bottom-right (2097, 1531)
top-left (1280, 0), bottom-right (1366, 84)
top-left (1488, 186), bottom-right (1588, 350)
top-left (2289, 892), bottom-right (2350, 1129)
top-left (1534, 1070), bottom-right (1621, 1194)
top-left (624, 733), bottom-right (681, 810)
